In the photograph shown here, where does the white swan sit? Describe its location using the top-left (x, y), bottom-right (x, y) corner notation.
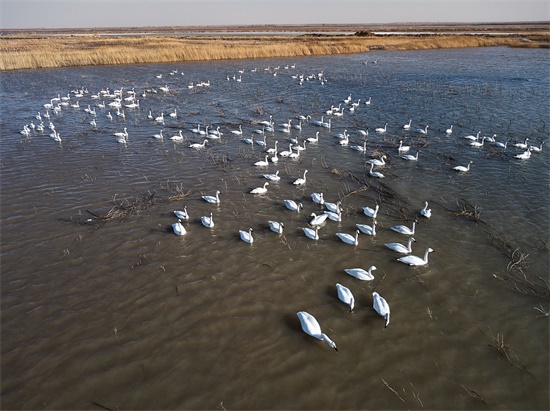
top-left (453, 161), bottom-right (473, 172)
top-left (469, 136), bottom-right (486, 147)
top-left (307, 132), bottom-right (320, 143)
top-left (208, 126), bottom-right (222, 138)
top-left (446, 125), bottom-right (453, 134)
top-left (365, 155), bottom-right (386, 167)
top-left (239, 228), bottom-right (254, 243)
top-left (515, 148), bottom-right (532, 160)
top-left (320, 118), bottom-right (331, 129)
top-left (344, 266), bottom-right (376, 281)
top-left (279, 144), bottom-right (293, 157)
top-left (174, 206), bottom-right (189, 220)
top-left (153, 130), bottom-right (164, 140)
top-left (403, 119), bottom-right (412, 130)
top-left (189, 140), bottom-right (208, 149)
top-left (254, 126), bottom-right (265, 135)
top-left (172, 219), bottom-right (187, 236)
top-left (288, 149), bottom-right (300, 159)
top-left (415, 125), bottom-right (429, 135)
top-left (398, 247), bottom-right (433, 266)
top-left (190, 124), bottom-right (202, 134)
top-left (420, 201), bottom-right (432, 218)
top-left (463, 131), bottom-right (480, 141)
top-left (284, 199), bottom-right (303, 212)
top-left (336, 283), bottom-right (355, 312)
top-left (390, 221), bottom-right (416, 235)
top-left (259, 115), bottom-right (273, 127)
top-left (113, 127), bottom-right (128, 138)
top-left (263, 170), bottom-right (280, 181)
top-left (311, 192), bottom-right (324, 205)
top-left (350, 141), bottom-right (367, 153)
top-left (401, 151), bottom-right (419, 161)
top-left (529, 142), bottom-right (544, 153)
top-left (368, 163), bottom-right (385, 178)
top-left (310, 212), bottom-right (329, 226)
top-left (201, 212), bottom-right (214, 228)
top-left (494, 139), bottom-right (508, 149)
top-left (397, 140), bottom-right (410, 152)
top-left (268, 221), bottom-right (284, 234)
top-left (303, 225), bottom-right (320, 240)
top-left (325, 201), bottom-right (341, 213)
top-left (336, 230), bottom-right (359, 246)
top-left (324, 209), bottom-right (342, 222)
top-left (293, 141), bottom-right (307, 151)
top-left (356, 221), bottom-right (376, 236)
top-left (250, 182), bottom-right (269, 194)
top-left (363, 204), bottom-right (379, 219)
top-left (254, 155), bottom-right (270, 167)
top-left (293, 170), bottom-right (308, 185)
top-left (20, 125), bottom-right (31, 136)
top-left (338, 134), bottom-right (349, 146)
top-left (513, 138), bottom-right (529, 149)
top-left (384, 237), bottom-right (415, 254)
top-left (202, 190), bottom-right (220, 204)
top-left (372, 292), bottom-right (390, 328)
top-left (375, 123), bottom-right (387, 133)
top-left (231, 125), bottom-right (243, 135)
top-left (170, 130), bottom-right (184, 142)
top-left (154, 112), bottom-right (165, 123)
top-left (266, 140), bottom-right (278, 154)
top-left (296, 311), bottom-right (338, 351)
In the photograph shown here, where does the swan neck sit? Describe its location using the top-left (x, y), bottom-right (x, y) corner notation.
top-left (424, 249), bottom-right (430, 261)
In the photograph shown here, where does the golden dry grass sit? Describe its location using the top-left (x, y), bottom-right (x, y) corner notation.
top-left (0, 32), bottom-right (547, 71)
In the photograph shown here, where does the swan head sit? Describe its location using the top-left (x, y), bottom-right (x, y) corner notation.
top-left (368, 266), bottom-right (377, 273)
top-left (321, 333), bottom-right (338, 351)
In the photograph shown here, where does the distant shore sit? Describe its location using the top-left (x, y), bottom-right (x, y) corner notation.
top-left (1, 23), bottom-right (548, 70)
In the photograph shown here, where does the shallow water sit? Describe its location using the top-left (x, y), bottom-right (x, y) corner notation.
top-left (1, 47), bottom-right (549, 410)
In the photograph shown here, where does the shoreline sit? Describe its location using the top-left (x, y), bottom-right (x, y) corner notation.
top-left (1, 23), bottom-right (548, 71)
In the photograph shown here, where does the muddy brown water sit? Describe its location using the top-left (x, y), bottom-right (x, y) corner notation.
top-left (1, 47), bottom-right (548, 410)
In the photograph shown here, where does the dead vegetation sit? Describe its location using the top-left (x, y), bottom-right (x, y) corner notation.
top-left (483, 329), bottom-right (531, 373)
top-left (80, 181), bottom-right (191, 223)
top-left (453, 198), bottom-right (483, 223)
top-left (1, 32), bottom-right (545, 70)
top-left (488, 232), bottom-right (550, 301)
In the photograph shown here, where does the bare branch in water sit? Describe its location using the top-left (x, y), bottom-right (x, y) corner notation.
top-left (482, 328), bottom-right (531, 373)
top-left (382, 379), bottom-right (406, 403)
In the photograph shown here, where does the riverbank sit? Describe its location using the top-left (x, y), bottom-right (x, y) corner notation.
top-left (1, 23), bottom-right (548, 70)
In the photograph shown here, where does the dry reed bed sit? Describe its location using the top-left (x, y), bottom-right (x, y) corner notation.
top-left (0, 34), bottom-right (543, 70)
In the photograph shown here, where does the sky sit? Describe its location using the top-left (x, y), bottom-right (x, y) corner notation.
top-left (1, 0), bottom-right (548, 29)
